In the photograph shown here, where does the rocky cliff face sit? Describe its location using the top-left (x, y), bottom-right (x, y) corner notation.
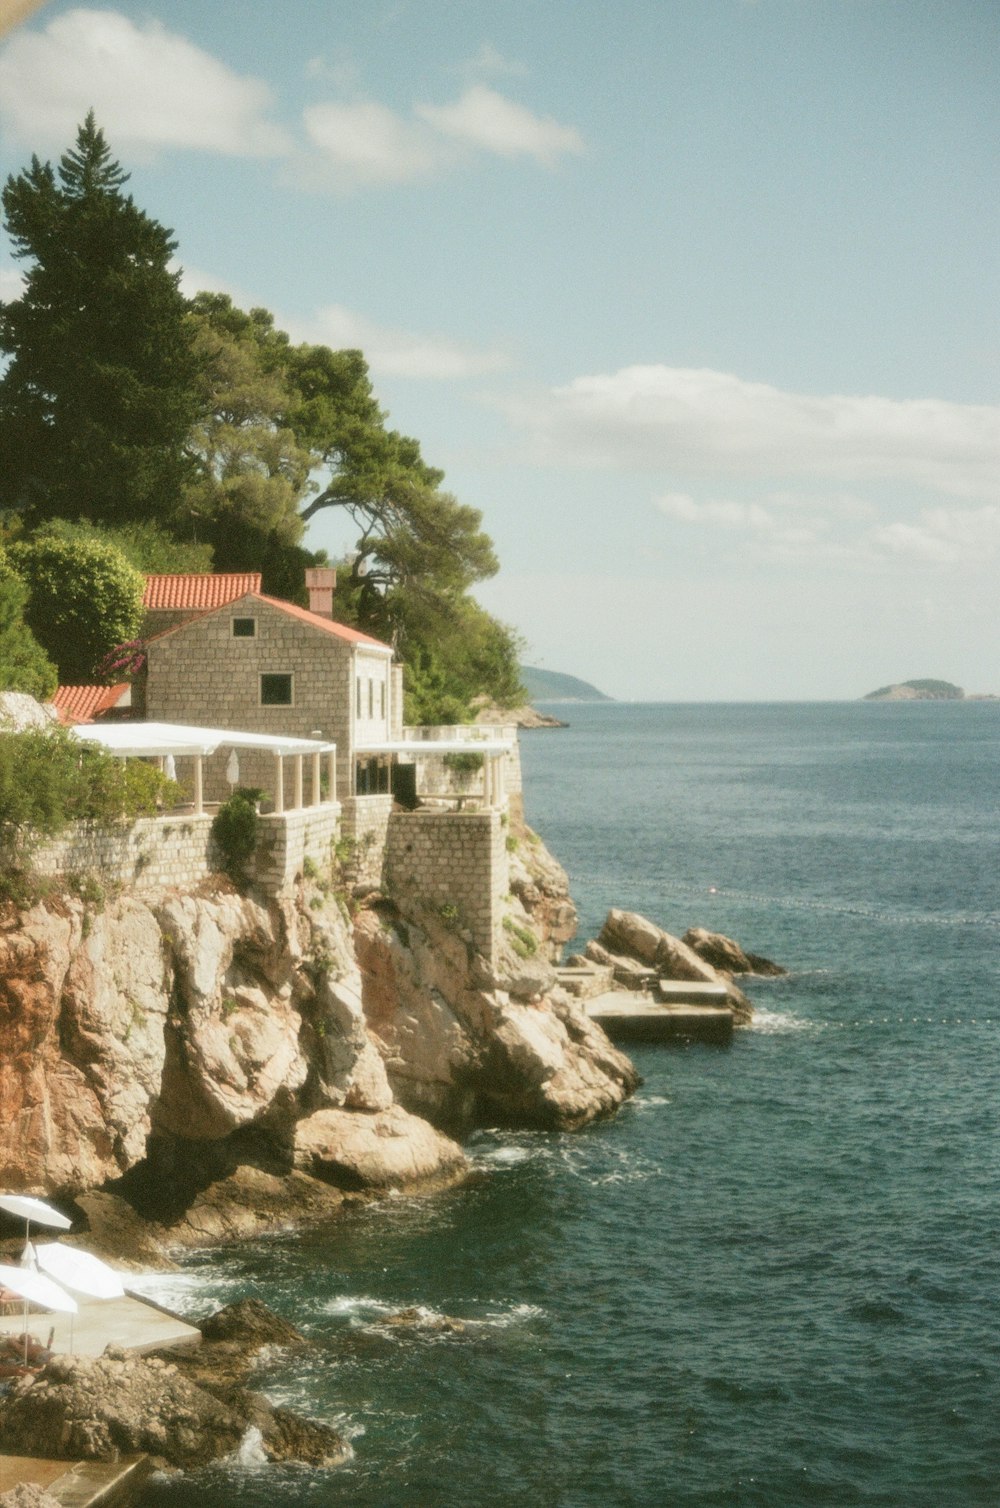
top-left (0, 828), bottom-right (636, 1237)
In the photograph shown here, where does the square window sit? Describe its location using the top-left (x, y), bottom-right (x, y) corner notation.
top-left (260, 673), bottom-right (293, 706)
top-left (232, 618), bottom-right (256, 638)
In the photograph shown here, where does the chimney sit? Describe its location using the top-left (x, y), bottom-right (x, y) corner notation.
top-left (305, 567), bottom-right (336, 619)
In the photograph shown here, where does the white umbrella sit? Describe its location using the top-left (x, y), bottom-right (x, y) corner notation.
top-left (0, 1195), bottom-right (72, 1242)
top-left (164, 753), bottom-right (177, 781)
top-left (226, 749), bottom-right (240, 788)
top-left (34, 1244), bottom-right (125, 1300)
top-left (0, 1262), bottom-right (77, 1366)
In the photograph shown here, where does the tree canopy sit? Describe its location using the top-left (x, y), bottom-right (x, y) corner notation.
top-left (0, 112), bottom-right (199, 528)
top-left (0, 118), bottom-right (524, 717)
top-left (10, 526), bottom-right (145, 683)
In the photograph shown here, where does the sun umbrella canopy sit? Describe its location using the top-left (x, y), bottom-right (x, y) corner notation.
top-left (0, 1195), bottom-right (72, 1232)
top-left (0, 1263), bottom-right (77, 1314)
top-left (34, 1244), bottom-right (126, 1300)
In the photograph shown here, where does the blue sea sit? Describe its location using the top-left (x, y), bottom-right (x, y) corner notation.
top-left (138, 702), bottom-right (1000, 1506)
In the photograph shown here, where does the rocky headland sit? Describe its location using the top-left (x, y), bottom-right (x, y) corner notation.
top-left (0, 809), bottom-right (637, 1259)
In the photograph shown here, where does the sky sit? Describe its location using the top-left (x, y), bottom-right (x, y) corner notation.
top-left (0, 0), bottom-right (998, 701)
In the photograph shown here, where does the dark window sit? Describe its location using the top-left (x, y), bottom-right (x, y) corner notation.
top-left (260, 673), bottom-right (293, 706)
top-left (380, 681), bottom-right (386, 719)
top-left (356, 677), bottom-right (362, 718)
top-left (232, 618), bottom-right (256, 638)
top-left (368, 679), bottom-right (374, 718)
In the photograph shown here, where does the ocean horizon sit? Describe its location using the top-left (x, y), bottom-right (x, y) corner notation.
top-left (138, 699), bottom-right (1000, 1506)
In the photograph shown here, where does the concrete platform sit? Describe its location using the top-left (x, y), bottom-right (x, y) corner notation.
top-left (585, 991), bottom-right (734, 1044)
top-left (0, 1287), bottom-right (201, 1359)
top-left (656, 979), bottom-right (730, 1005)
top-left (0, 1453), bottom-right (154, 1506)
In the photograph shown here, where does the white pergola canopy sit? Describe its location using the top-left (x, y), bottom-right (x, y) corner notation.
top-left (72, 722), bottom-right (335, 758)
top-left (71, 721), bottom-right (337, 815)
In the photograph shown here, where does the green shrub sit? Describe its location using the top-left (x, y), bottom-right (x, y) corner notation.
top-left (0, 726), bottom-right (179, 865)
top-left (11, 529), bottom-right (144, 683)
top-left (442, 751), bottom-right (484, 776)
top-left (211, 790), bottom-right (259, 877)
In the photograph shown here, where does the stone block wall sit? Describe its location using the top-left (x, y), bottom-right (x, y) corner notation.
top-left (383, 809), bottom-right (509, 965)
top-left (29, 804), bottom-right (343, 896)
top-left (340, 794), bottom-right (394, 889)
top-left (31, 813), bottom-right (217, 892)
top-left (251, 804), bottom-right (342, 889)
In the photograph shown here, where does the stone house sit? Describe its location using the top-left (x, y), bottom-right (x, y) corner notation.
top-left (140, 570), bottom-right (401, 807)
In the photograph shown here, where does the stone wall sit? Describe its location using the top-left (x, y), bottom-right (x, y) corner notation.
top-left (340, 794), bottom-right (394, 889)
top-left (251, 804), bottom-right (342, 889)
top-left (383, 809), bottom-right (509, 964)
top-left (29, 805), bottom-right (343, 896)
top-left (31, 813), bottom-right (218, 893)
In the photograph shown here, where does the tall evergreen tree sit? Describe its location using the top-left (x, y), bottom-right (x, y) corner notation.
top-left (0, 113), bottom-right (200, 526)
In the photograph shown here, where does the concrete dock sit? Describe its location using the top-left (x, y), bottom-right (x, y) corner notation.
top-left (584, 990), bottom-right (734, 1043)
top-left (0, 1287), bottom-right (201, 1359)
top-left (0, 1453), bottom-right (154, 1506)
top-left (0, 1288), bottom-right (200, 1504)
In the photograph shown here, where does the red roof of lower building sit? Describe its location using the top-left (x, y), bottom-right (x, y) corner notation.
top-left (143, 573), bottom-right (262, 610)
top-left (52, 684), bottom-right (130, 725)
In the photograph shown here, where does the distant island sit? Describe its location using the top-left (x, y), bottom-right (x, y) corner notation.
top-left (863, 679), bottom-right (997, 702)
top-left (519, 666), bottom-right (613, 703)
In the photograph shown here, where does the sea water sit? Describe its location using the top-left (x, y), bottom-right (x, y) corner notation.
top-left (138, 702), bottom-right (1000, 1506)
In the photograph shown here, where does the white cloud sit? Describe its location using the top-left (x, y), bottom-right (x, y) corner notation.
top-left (293, 304), bottom-right (510, 380)
top-left (869, 505), bottom-right (1000, 565)
top-left (298, 83), bottom-right (582, 189)
top-left (511, 365), bottom-right (1000, 500)
top-left (300, 100), bottom-right (440, 186)
top-left (457, 43), bottom-right (528, 80)
top-left (416, 85), bottom-right (583, 165)
top-left (656, 491), bottom-right (776, 530)
top-left (0, 8), bottom-right (289, 157)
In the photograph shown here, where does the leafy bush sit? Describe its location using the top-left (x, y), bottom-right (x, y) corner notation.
top-left (0, 726), bottom-right (180, 861)
top-left (443, 751), bottom-right (484, 776)
top-left (0, 571), bottom-right (58, 700)
top-left (211, 789), bottom-right (260, 877)
top-left (11, 528), bottom-right (144, 684)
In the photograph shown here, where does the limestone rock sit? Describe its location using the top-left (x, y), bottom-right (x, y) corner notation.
top-left (294, 1104), bottom-right (467, 1191)
top-left (353, 896), bottom-right (638, 1133)
top-left (682, 927), bottom-right (786, 977)
top-left (507, 826), bottom-right (577, 957)
top-left (597, 910), bottom-right (753, 1024)
top-left (0, 1486), bottom-right (63, 1508)
top-left (0, 1348), bottom-right (348, 1469)
top-left (0, 693), bottom-right (57, 731)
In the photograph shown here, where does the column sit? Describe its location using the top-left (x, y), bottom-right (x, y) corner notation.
top-left (327, 748), bottom-right (337, 804)
top-left (193, 755), bottom-right (203, 815)
top-left (311, 751), bottom-right (322, 806)
top-left (274, 753), bottom-right (284, 814)
top-left (293, 755), bottom-right (304, 811)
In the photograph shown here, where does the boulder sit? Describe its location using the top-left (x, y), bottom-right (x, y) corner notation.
top-left (682, 927), bottom-right (786, 977)
top-left (597, 910), bottom-right (754, 1025)
top-left (293, 1104), bottom-right (467, 1192)
top-left (0, 1347), bottom-right (348, 1469)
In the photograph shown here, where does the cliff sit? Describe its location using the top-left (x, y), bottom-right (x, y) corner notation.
top-left (0, 822), bottom-right (636, 1249)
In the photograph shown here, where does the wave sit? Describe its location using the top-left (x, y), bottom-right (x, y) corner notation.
top-left (746, 1007), bottom-right (819, 1035)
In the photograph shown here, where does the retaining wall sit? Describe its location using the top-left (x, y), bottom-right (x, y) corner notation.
top-left (28, 803), bottom-right (342, 895)
top-left (383, 808), bottom-right (509, 965)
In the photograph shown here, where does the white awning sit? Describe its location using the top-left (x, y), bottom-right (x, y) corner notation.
top-left (355, 738), bottom-right (514, 757)
top-left (72, 722), bottom-right (336, 759)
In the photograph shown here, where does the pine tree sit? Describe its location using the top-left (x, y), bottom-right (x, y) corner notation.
top-left (0, 113), bottom-right (200, 526)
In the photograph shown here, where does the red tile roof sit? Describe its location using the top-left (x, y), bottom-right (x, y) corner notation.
top-left (145, 591), bottom-right (392, 652)
top-left (257, 594), bottom-right (392, 651)
top-left (143, 573), bottom-right (262, 610)
top-left (52, 684), bottom-right (130, 725)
